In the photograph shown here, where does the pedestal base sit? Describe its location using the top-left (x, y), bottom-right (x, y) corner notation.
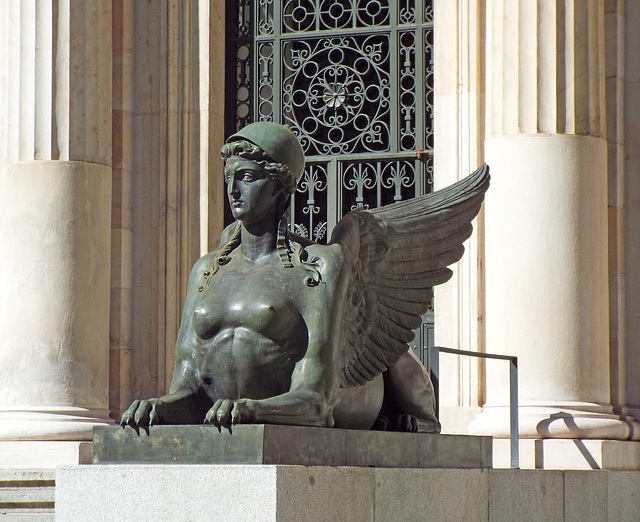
top-left (94, 424), bottom-right (492, 469)
top-left (55, 465), bottom-right (640, 521)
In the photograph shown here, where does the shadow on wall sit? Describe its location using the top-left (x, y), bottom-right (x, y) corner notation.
top-left (535, 413), bottom-right (600, 469)
top-left (534, 412), bottom-right (640, 469)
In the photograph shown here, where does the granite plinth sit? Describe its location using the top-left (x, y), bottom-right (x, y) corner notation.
top-left (93, 424), bottom-right (492, 469)
top-left (55, 465), bottom-right (640, 521)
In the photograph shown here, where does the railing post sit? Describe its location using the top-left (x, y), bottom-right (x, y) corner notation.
top-left (429, 346), bottom-right (519, 468)
top-left (509, 358), bottom-right (520, 468)
top-left (428, 345), bottom-right (440, 419)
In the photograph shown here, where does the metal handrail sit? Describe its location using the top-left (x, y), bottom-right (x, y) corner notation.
top-left (428, 346), bottom-right (519, 469)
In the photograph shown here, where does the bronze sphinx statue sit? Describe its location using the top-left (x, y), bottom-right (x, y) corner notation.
top-left (121, 122), bottom-right (489, 433)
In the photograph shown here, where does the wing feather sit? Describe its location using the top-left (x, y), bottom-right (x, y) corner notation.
top-left (377, 246), bottom-right (465, 275)
top-left (375, 313), bottom-right (418, 343)
top-left (376, 294), bottom-right (430, 315)
top-left (370, 285), bottom-right (433, 305)
top-left (332, 164), bottom-right (490, 387)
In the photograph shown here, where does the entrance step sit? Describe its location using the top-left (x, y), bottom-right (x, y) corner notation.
top-left (0, 469), bottom-right (55, 521)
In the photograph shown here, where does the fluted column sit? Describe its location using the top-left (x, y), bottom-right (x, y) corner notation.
top-left (623, 0), bottom-right (640, 424)
top-left (470, 0), bottom-right (640, 440)
top-left (0, 0), bottom-right (113, 446)
top-left (433, 0), bottom-right (487, 433)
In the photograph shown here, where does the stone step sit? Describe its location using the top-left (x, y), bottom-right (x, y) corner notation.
top-left (0, 469), bottom-right (56, 486)
top-left (0, 508), bottom-right (55, 521)
top-left (0, 469), bottom-right (55, 520)
top-left (0, 486), bottom-right (55, 504)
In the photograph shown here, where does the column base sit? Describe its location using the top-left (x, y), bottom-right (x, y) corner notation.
top-left (0, 408), bottom-right (113, 441)
top-left (469, 403), bottom-right (640, 441)
top-left (0, 441), bottom-right (93, 468)
top-left (492, 438), bottom-right (640, 470)
top-left (439, 405), bottom-right (483, 435)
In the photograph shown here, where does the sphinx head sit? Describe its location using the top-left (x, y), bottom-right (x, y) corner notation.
top-left (221, 123), bottom-right (305, 222)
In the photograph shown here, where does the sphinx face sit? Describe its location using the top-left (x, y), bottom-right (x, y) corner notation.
top-left (225, 157), bottom-right (283, 225)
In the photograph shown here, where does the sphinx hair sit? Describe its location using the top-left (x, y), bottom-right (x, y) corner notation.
top-left (198, 221), bottom-right (242, 292)
top-left (220, 140), bottom-right (297, 195)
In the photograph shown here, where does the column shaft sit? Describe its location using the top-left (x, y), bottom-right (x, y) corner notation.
top-left (433, 0), bottom-right (487, 432)
top-left (0, 0), bottom-right (113, 442)
top-left (471, 0), bottom-right (639, 440)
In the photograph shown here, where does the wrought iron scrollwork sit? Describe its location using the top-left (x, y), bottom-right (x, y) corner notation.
top-left (343, 162), bottom-right (378, 210)
top-left (424, 28), bottom-right (434, 150)
top-left (341, 159), bottom-right (422, 215)
top-left (283, 0), bottom-right (390, 32)
top-left (258, 43), bottom-right (274, 121)
top-left (234, 0), bottom-right (251, 37)
top-left (399, 30), bottom-right (417, 151)
top-left (424, 3), bottom-right (434, 23)
top-left (258, 0), bottom-right (275, 35)
top-left (381, 161), bottom-right (416, 202)
top-left (282, 35), bottom-right (391, 155)
top-left (399, 0), bottom-right (416, 24)
top-left (292, 162), bottom-right (329, 243)
top-left (226, 0), bottom-right (253, 133)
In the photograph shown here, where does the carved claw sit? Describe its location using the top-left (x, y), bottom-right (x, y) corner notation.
top-left (204, 399), bottom-right (240, 434)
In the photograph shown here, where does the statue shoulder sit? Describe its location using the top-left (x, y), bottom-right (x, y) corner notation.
top-left (302, 242), bottom-right (346, 286)
top-left (287, 230), bottom-right (345, 276)
top-left (190, 251), bottom-right (216, 276)
top-left (188, 222), bottom-right (241, 285)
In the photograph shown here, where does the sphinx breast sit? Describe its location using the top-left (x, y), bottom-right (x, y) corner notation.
top-left (191, 293), bottom-right (308, 349)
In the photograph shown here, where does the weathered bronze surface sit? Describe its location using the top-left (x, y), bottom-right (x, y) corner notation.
top-left (121, 122), bottom-right (490, 434)
top-left (95, 425), bottom-right (492, 468)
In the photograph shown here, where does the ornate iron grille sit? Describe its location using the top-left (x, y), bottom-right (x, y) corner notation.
top-left (282, 34), bottom-right (392, 156)
top-left (226, 1), bottom-right (434, 241)
top-left (225, 0), bottom-right (435, 358)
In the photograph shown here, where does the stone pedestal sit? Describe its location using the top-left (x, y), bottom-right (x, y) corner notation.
top-left (52, 426), bottom-right (640, 520)
top-left (55, 464), bottom-right (640, 521)
top-left (93, 425), bottom-right (492, 469)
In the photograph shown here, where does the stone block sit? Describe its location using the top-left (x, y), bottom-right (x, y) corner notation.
top-left (275, 466), bottom-right (374, 522)
top-left (607, 471), bottom-right (640, 521)
top-left (563, 471), bottom-right (608, 521)
top-left (56, 465), bottom-right (278, 521)
top-left (344, 431), bottom-right (491, 469)
top-left (55, 465), bottom-right (374, 522)
top-left (94, 424), bottom-right (492, 469)
top-left (374, 468), bottom-right (489, 521)
top-left (488, 469), bottom-right (564, 521)
top-left (53, 464), bottom-right (640, 521)
top-left (602, 440), bottom-right (640, 470)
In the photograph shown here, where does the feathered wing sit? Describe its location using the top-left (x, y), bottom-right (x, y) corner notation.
top-left (330, 164), bottom-right (490, 387)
